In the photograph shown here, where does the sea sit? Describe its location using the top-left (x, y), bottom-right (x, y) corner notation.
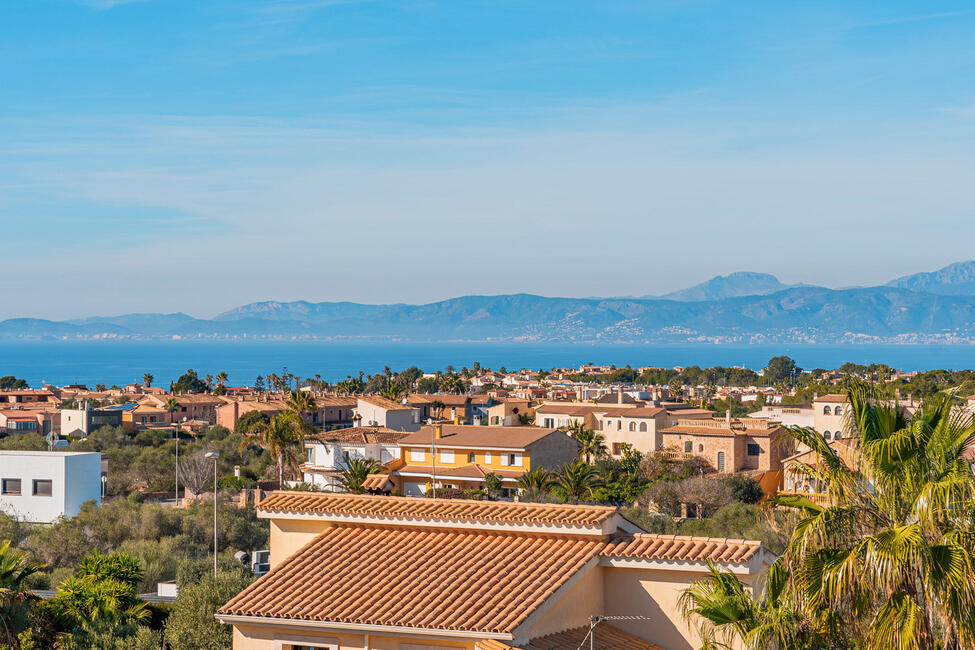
top-left (2, 340), bottom-right (975, 389)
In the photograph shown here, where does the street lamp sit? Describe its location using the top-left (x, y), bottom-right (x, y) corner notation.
top-left (205, 451), bottom-right (219, 577)
top-left (175, 417), bottom-right (187, 506)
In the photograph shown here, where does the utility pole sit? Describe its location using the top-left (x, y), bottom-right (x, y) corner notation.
top-left (205, 452), bottom-right (220, 577)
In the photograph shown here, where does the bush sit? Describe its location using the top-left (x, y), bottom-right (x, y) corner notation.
top-left (165, 570), bottom-right (254, 650)
top-left (620, 506), bottom-right (678, 534)
top-left (723, 473), bottom-right (764, 504)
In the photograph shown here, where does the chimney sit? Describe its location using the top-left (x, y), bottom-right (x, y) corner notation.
top-left (617, 388), bottom-right (624, 405)
top-left (434, 424), bottom-right (443, 440)
top-left (725, 410), bottom-right (732, 425)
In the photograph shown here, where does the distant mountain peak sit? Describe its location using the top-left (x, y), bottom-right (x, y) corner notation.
top-left (656, 271), bottom-right (795, 302)
top-left (885, 261), bottom-right (975, 296)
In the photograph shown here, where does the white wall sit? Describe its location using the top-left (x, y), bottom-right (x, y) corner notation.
top-left (0, 451), bottom-right (101, 523)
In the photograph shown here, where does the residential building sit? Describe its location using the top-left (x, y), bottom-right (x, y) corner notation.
top-left (781, 440), bottom-right (859, 506)
top-left (60, 406), bottom-right (123, 437)
top-left (216, 397), bottom-right (356, 432)
top-left (750, 403), bottom-right (815, 429)
top-left (0, 451), bottom-right (101, 523)
top-left (0, 390), bottom-right (59, 406)
top-left (217, 493), bottom-right (771, 649)
top-left (407, 394), bottom-right (494, 424)
top-left (355, 396), bottom-right (421, 432)
top-left (812, 394), bottom-right (848, 440)
top-left (660, 415), bottom-right (789, 479)
top-left (0, 408), bottom-right (57, 436)
top-left (300, 427), bottom-right (410, 490)
top-left (141, 393), bottom-right (229, 424)
top-left (122, 402), bottom-right (170, 431)
top-left (485, 398), bottom-right (529, 426)
top-left (393, 424), bottom-right (578, 496)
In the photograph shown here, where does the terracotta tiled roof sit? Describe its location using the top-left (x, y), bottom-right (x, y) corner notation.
top-left (358, 395), bottom-right (416, 411)
top-left (256, 492), bottom-right (617, 527)
top-left (306, 426), bottom-right (410, 444)
top-left (396, 464), bottom-right (524, 480)
top-left (602, 534), bottom-right (761, 563)
top-left (533, 404), bottom-right (606, 416)
top-left (594, 407), bottom-right (665, 418)
top-left (219, 524), bottom-right (603, 633)
top-left (661, 418), bottom-right (783, 437)
top-left (401, 425), bottom-right (563, 449)
top-left (814, 394), bottom-right (848, 403)
top-left (361, 474), bottom-right (393, 490)
top-left (520, 624), bottom-right (663, 649)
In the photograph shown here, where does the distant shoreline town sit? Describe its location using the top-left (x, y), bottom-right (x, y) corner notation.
top-left (5, 260), bottom-right (975, 344)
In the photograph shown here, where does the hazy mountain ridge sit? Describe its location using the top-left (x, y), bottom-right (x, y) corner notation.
top-left (653, 272), bottom-right (799, 301)
top-left (5, 262), bottom-right (975, 344)
top-left (885, 261), bottom-right (975, 296)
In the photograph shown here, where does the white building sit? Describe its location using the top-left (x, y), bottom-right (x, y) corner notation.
top-left (300, 427), bottom-right (409, 490)
top-left (0, 451), bottom-right (102, 523)
top-left (355, 396), bottom-right (421, 432)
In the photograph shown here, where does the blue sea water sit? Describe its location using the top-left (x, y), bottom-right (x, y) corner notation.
top-left (2, 341), bottom-right (975, 388)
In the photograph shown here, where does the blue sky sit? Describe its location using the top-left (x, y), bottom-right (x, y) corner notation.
top-left (2, 0), bottom-right (975, 319)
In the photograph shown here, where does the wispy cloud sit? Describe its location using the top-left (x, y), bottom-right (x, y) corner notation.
top-left (855, 8), bottom-right (975, 28)
top-left (79, 0), bottom-right (151, 10)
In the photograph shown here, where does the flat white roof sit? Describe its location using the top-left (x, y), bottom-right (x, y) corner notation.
top-left (0, 451), bottom-right (100, 457)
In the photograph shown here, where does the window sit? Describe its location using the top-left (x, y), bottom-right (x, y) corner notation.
top-left (834, 406), bottom-right (843, 416)
top-left (717, 451), bottom-right (726, 472)
top-left (612, 442), bottom-right (626, 456)
top-left (33, 480), bottom-right (53, 497)
top-left (307, 447), bottom-right (314, 463)
top-left (409, 449), bottom-right (425, 463)
top-left (468, 452), bottom-right (476, 463)
top-left (628, 422), bottom-right (636, 432)
top-left (501, 453), bottom-right (519, 467)
top-left (617, 420), bottom-right (622, 431)
top-left (684, 441), bottom-right (693, 453)
top-left (823, 430), bottom-right (832, 440)
top-left (698, 443), bottom-right (704, 452)
top-left (639, 422), bottom-right (648, 432)
top-left (439, 450), bottom-right (455, 464)
top-left (1, 479), bottom-right (21, 495)
top-left (823, 406), bottom-right (831, 415)
top-left (484, 452), bottom-right (492, 464)
top-left (747, 443), bottom-right (761, 456)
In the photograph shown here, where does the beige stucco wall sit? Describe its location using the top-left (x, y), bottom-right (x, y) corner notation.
top-left (602, 566), bottom-right (759, 650)
top-left (524, 563), bottom-right (604, 641)
top-left (232, 624), bottom-right (477, 649)
top-left (268, 518), bottom-right (330, 568)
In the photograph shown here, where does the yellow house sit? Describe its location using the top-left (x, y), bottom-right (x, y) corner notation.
top-left (216, 492), bottom-right (771, 649)
top-left (393, 424), bottom-right (579, 496)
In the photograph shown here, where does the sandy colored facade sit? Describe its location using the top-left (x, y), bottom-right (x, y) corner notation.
top-left (660, 416), bottom-right (788, 475)
top-left (218, 493), bottom-right (771, 650)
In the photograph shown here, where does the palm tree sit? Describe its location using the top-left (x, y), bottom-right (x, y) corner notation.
top-left (142, 373), bottom-right (153, 388)
top-left (0, 540), bottom-right (42, 645)
top-left (287, 390), bottom-right (317, 417)
top-left (430, 399), bottom-right (446, 419)
top-left (163, 398), bottom-right (181, 424)
top-left (516, 467), bottom-right (553, 493)
top-left (552, 460), bottom-right (601, 503)
top-left (337, 457), bottom-right (384, 494)
top-left (215, 371), bottom-right (229, 387)
top-left (767, 380), bottom-right (975, 650)
top-left (575, 428), bottom-right (607, 464)
top-left (380, 380), bottom-right (405, 402)
top-left (680, 558), bottom-right (815, 650)
top-left (239, 411), bottom-right (307, 485)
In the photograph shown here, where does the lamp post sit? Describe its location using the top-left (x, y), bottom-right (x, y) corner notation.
top-left (205, 451), bottom-right (219, 577)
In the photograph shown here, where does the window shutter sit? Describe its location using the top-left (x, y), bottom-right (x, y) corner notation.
top-left (500, 454), bottom-right (509, 466)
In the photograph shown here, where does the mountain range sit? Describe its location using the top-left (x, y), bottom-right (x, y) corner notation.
top-left (4, 261), bottom-right (975, 344)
